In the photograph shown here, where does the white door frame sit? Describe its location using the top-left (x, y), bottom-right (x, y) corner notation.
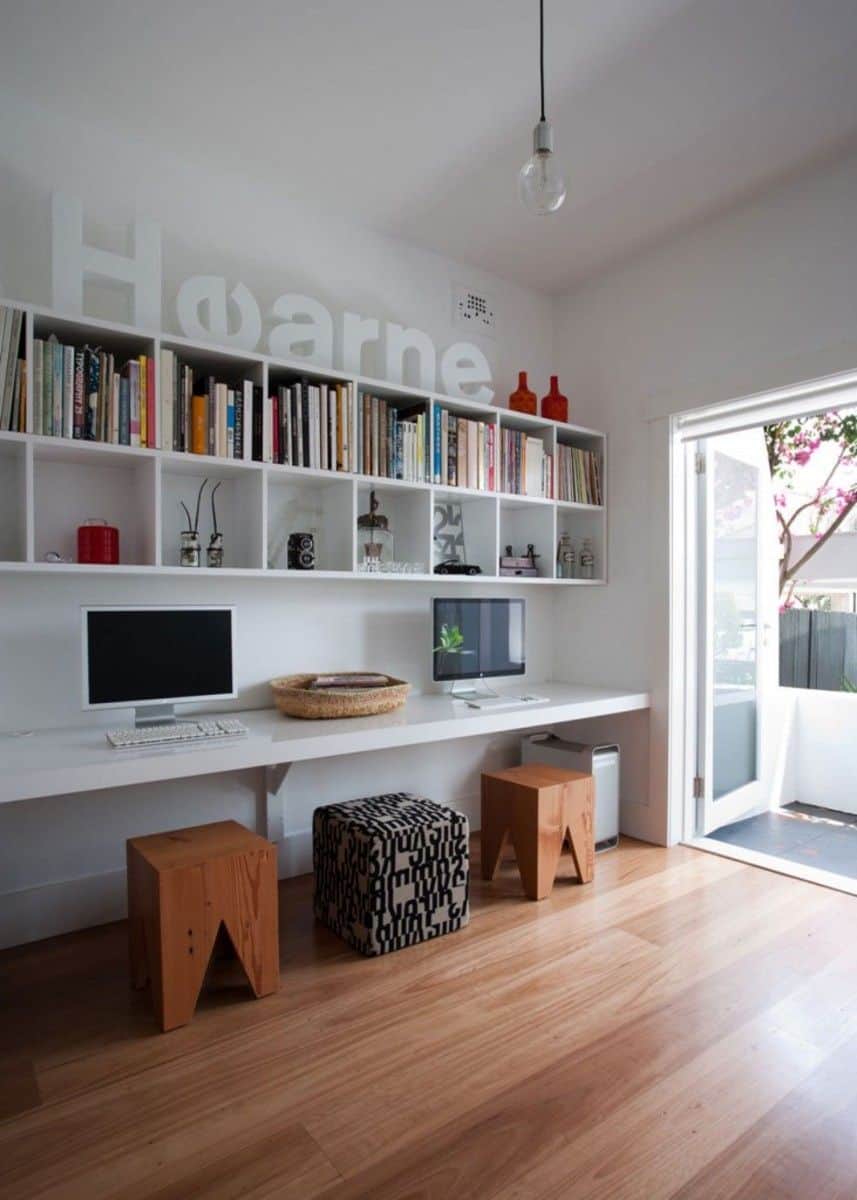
top-left (667, 368), bottom-right (857, 845)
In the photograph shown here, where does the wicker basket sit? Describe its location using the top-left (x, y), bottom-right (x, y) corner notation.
top-left (270, 673), bottom-right (410, 720)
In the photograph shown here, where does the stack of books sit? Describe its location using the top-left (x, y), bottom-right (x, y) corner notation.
top-left (33, 335), bottom-right (155, 445)
top-left (432, 409), bottom-right (495, 490)
top-left (557, 445), bottom-right (602, 505)
top-left (262, 379), bottom-right (355, 470)
top-left (0, 306), bottom-right (26, 432)
top-left (500, 429), bottom-right (553, 498)
top-left (160, 349), bottom-right (255, 459)
top-left (358, 393), bottom-right (427, 482)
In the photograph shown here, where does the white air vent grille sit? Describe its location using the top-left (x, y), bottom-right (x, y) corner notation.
top-left (454, 286), bottom-right (496, 336)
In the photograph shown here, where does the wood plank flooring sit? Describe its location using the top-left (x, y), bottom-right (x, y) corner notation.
top-left (2, 837), bottom-right (857, 1199)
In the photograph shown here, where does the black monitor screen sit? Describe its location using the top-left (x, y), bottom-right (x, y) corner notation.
top-left (85, 608), bottom-right (234, 706)
top-left (432, 598), bottom-right (525, 681)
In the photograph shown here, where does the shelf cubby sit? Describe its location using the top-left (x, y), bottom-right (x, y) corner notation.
top-left (432, 488), bottom-right (498, 576)
top-left (356, 480), bottom-right (430, 573)
top-left (32, 440), bottom-right (157, 566)
top-left (556, 504), bottom-right (605, 583)
top-left (266, 469), bottom-right (355, 572)
top-left (499, 497), bottom-right (555, 579)
top-left (160, 457), bottom-right (264, 569)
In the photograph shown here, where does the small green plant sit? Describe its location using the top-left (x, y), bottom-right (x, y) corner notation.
top-left (434, 623), bottom-right (470, 656)
top-left (842, 676), bottom-right (857, 693)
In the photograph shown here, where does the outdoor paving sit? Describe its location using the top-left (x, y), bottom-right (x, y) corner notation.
top-left (710, 802), bottom-right (857, 880)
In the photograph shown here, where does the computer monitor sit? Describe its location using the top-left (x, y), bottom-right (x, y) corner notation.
top-left (82, 606), bottom-right (236, 725)
top-left (432, 597), bottom-right (525, 697)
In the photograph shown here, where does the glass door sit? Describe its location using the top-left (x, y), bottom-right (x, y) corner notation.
top-left (695, 430), bottom-right (777, 834)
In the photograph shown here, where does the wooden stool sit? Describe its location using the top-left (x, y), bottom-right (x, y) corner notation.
top-left (481, 763), bottom-right (595, 900)
top-left (127, 820), bottom-right (279, 1031)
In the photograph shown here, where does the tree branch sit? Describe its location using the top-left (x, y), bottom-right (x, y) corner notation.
top-left (782, 495), bottom-right (857, 584)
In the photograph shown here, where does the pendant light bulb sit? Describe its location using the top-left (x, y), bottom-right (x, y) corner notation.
top-left (518, 119), bottom-right (566, 215)
top-left (519, 0), bottom-right (566, 214)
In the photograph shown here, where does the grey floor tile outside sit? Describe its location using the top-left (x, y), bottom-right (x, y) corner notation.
top-left (710, 803), bottom-right (857, 881)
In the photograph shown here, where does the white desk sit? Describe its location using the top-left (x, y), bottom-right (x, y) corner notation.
top-left (0, 683), bottom-right (649, 808)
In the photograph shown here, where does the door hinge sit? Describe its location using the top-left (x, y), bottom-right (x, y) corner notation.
top-left (695, 451), bottom-right (706, 475)
top-left (693, 775), bottom-right (704, 799)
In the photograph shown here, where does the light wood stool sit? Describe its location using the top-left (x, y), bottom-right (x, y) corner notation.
top-left (127, 820), bottom-right (279, 1031)
top-left (481, 763), bottom-right (595, 900)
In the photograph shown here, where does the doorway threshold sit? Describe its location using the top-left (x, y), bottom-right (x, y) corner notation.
top-left (685, 835), bottom-right (857, 898)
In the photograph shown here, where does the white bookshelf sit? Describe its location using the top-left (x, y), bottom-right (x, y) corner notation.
top-left (0, 300), bottom-right (607, 585)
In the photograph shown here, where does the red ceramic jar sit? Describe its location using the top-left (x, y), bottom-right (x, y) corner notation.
top-left (509, 371), bottom-right (537, 415)
top-left (78, 519), bottom-right (119, 564)
top-left (541, 375), bottom-right (568, 423)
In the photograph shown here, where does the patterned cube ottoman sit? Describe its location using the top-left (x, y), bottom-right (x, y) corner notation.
top-left (313, 792), bottom-right (470, 956)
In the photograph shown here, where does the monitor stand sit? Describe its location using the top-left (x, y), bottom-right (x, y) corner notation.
top-left (134, 704), bottom-right (178, 728)
top-left (450, 679), bottom-right (500, 702)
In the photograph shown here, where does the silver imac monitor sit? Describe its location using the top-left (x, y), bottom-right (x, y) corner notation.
top-left (82, 606), bottom-right (236, 726)
top-left (432, 597), bottom-right (525, 699)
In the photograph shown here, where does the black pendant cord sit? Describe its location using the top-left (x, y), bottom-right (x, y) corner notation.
top-left (539, 0), bottom-right (546, 122)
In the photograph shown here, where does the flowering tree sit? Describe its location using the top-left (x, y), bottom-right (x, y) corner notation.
top-left (765, 411), bottom-right (857, 606)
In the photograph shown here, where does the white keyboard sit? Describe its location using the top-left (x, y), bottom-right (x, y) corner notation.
top-left (463, 694), bottom-right (550, 710)
top-left (106, 718), bottom-right (249, 750)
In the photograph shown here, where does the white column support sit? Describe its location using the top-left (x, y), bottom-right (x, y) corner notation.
top-left (260, 762), bottom-right (291, 846)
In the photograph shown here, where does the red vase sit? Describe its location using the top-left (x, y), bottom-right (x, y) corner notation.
top-left (509, 371), bottom-right (537, 415)
top-left (541, 375), bottom-right (568, 423)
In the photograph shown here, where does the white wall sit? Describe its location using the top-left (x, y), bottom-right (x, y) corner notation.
top-left (790, 532), bottom-right (857, 584)
top-left (0, 575), bottom-right (556, 946)
top-left (787, 689), bottom-right (857, 815)
top-left (553, 147), bottom-right (857, 844)
top-left (0, 89), bottom-right (554, 398)
top-left (0, 89), bottom-right (563, 947)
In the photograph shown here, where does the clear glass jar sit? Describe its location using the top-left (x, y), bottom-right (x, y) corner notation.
top-left (556, 534), bottom-right (575, 579)
top-left (579, 537), bottom-right (595, 580)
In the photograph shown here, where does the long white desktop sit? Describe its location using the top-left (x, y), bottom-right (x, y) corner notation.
top-left (0, 685), bottom-right (649, 827)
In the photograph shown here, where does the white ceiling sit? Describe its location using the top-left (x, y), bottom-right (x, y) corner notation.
top-left (3, 0), bottom-right (857, 295)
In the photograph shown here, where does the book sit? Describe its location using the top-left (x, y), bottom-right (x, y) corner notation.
top-left (118, 376), bottom-right (130, 445)
top-left (191, 394), bottom-right (207, 454)
top-left (51, 336), bottom-right (63, 438)
top-left (32, 339), bottom-right (43, 436)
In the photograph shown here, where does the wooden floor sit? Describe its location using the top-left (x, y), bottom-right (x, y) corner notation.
top-left (3, 837), bottom-right (857, 1199)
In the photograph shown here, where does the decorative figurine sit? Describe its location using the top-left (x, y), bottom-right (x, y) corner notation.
top-left (541, 375), bottom-right (569, 423)
top-left (508, 371), bottom-right (537, 415)
top-left (206, 481), bottom-right (224, 568)
top-left (180, 478), bottom-right (207, 568)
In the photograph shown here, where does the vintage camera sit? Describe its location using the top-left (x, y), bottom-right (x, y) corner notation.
top-left (287, 531), bottom-right (316, 570)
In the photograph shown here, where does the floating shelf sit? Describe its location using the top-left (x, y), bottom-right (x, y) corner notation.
top-left (0, 298), bottom-right (608, 585)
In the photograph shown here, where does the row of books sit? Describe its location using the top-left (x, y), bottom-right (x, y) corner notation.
top-left (260, 387), bottom-right (429, 481)
top-left (0, 307), bottom-right (26, 432)
top-left (20, 335), bottom-right (603, 504)
top-left (499, 429), bottom-right (554, 499)
top-left (432, 409), bottom-right (496, 491)
top-left (357, 393), bottom-right (427, 482)
top-left (557, 444), bottom-right (602, 505)
top-left (161, 350), bottom-right (252, 458)
top-left (33, 336), bottom-right (155, 445)
top-left (261, 381), bottom-right (355, 471)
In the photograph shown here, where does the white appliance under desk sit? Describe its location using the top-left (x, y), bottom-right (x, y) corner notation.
top-left (0, 683), bottom-right (649, 850)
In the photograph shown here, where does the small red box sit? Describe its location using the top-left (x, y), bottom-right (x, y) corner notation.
top-left (77, 520), bottom-right (119, 565)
